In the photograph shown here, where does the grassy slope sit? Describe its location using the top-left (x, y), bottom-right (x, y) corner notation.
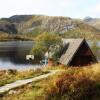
top-left (0, 69), bottom-right (49, 87)
top-left (1, 63), bottom-right (100, 100)
top-left (62, 20), bottom-right (100, 40)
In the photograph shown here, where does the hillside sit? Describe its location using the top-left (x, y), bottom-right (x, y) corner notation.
top-left (0, 15), bottom-right (100, 39)
top-left (83, 17), bottom-right (100, 30)
top-left (0, 19), bottom-right (17, 34)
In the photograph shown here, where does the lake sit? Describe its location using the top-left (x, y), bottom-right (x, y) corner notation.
top-left (88, 41), bottom-right (100, 61)
top-left (0, 41), bottom-right (42, 70)
top-left (0, 41), bottom-right (99, 70)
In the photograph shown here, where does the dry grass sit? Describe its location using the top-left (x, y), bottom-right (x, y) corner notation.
top-left (0, 63), bottom-right (100, 100)
top-left (0, 68), bottom-right (49, 86)
top-left (0, 32), bottom-right (34, 41)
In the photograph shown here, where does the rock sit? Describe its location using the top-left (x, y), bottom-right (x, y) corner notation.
top-left (6, 69), bottom-right (17, 75)
top-left (8, 90), bottom-right (17, 95)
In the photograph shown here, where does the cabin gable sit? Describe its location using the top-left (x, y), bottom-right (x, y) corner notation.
top-left (69, 40), bottom-right (97, 66)
top-left (59, 39), bottom-right (97, 66)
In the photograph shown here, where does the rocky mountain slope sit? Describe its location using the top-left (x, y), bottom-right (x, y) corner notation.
top-left (0, 19), bottom-right (17, 34)
top-left (0, 15), bottom-right (100, 38)
top-left (83, 16), bottom-right (100, 30)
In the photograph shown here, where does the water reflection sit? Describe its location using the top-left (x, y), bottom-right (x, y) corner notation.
top-left (0, 41), bottom-right (34, 69)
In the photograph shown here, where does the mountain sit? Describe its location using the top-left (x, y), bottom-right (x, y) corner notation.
top-left (83, 16), bottom-right (100, 30)
top-left (0, 15), bottom-right (77, 34)
top-left (0, 19), bottom-right (17, 34)
top-left (83, 16), bottom-right (93, 22)
top-left (0, 15), bottom-right (100, 39)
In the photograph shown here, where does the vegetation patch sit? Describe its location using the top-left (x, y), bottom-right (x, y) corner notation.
top-left (0, 68), bottom-right (49, 87)
top-left (1, 63), bottom-right (100, 100)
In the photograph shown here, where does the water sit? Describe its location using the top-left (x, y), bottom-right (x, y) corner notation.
top-left (0, 40), bottom-right (99, 70)
top-left (88, 41), bottom-right (100, 61)
top-left (88, 41), bottom-right (100, 47)
top-left (0, 41), bottom-right (41, 70)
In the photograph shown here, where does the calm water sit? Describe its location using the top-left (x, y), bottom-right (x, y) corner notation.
top-left (0, 41), bottom-right (99, 70)
top-left (88, 41), bottom-right (100, 61)
top-left (0, 41), bottom-right (41, 70)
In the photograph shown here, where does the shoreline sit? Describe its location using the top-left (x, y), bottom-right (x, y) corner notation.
top-left (0, 64), bottom-right (44, 71)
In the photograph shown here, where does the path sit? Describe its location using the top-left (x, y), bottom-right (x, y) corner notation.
top-left (0, 70), bottom-right (58, 93)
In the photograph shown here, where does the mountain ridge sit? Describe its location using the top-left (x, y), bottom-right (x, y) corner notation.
top-left (0, 15), bottom-right (100, 39)
top-left (83, 16), bottom-right (100, 30)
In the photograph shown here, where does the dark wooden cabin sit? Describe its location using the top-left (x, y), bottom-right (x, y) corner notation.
top-left (59, 39), bottom-right (97, 66)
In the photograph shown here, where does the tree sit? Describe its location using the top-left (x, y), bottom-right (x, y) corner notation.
top-left (30, 32), bottom-right (62, 61)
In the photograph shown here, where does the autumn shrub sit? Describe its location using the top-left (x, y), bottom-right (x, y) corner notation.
top-left (46, 73), bottom-right (99, 100)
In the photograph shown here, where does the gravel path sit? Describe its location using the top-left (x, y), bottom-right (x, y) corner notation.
top-left (0, 70), bottom-right (58, 93)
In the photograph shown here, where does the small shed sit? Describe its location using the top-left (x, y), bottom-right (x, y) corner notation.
top-left (59, 39), bottom-right (97, 66)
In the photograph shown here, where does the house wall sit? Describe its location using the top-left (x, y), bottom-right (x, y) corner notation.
top-left (69, 41), bottom-right (97, 66)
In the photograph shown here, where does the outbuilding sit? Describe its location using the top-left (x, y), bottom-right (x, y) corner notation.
top-left (59, 39), bottom-right (97, 66)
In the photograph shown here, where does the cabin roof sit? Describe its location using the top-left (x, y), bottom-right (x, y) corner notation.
top-left (59, 38), bottom-right (85, 65)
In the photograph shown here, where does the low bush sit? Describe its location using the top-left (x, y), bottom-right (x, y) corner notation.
top-left (46, 73), bottom-right (99, 100)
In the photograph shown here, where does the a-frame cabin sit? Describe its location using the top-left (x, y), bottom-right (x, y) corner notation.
top-left (59, 39), bottom-right (97, 66)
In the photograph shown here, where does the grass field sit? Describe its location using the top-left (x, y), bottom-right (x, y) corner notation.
top-left (0, 68), bottom-right (49, 87)
top-left (0, 63), bottom-right (100, 100)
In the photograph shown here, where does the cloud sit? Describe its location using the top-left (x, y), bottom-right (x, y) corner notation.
top-left (31, 0), bottom-right (84, 17)
top-left (58, 0), bottom-right (74, 7)
top-left (86, 3), bottom-right (100, 17)
top-left (0, 0), bottom-right (99, 18)
top-left (28, 0), bottom-right (75, 16)
top-left (0, 0), bottom-right (87, 18)
top-left (92, 4), bottom-right (100, 13)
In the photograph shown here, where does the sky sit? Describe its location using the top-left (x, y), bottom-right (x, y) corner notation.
top-left (0, 0), bottom-right (100, 18)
